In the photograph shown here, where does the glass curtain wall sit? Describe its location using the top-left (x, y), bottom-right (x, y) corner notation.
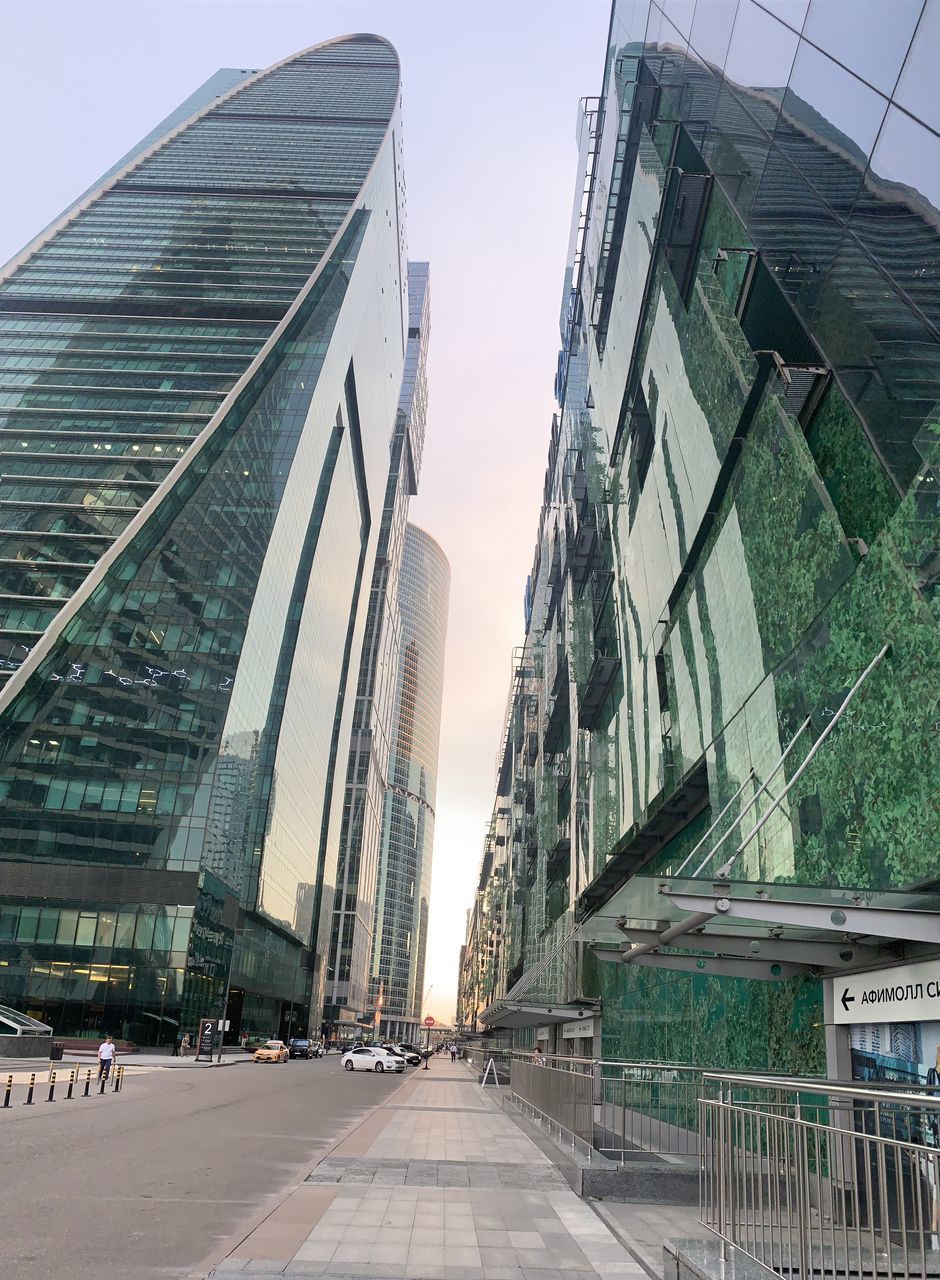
top-left (372, 523), bottom-right (449, 1044)
top-left (458, 0), bottom-right (939, 1073)
top-left (324, 263), bottom-right (431, 1037)
top-left (0, 36), bottom-right (410, 1044)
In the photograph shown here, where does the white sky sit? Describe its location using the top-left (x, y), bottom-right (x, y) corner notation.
top-left (0, 0), bottom-right (611, 1025)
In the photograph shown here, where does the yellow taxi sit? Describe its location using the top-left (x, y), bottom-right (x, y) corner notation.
top-left (253, 1039), bottom-right (289, 1064)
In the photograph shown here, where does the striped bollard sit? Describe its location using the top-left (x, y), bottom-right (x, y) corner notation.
top-left (23, 1073), bottom-right (35, 1105)
top-left (47, 1070), bottom-right (57, 1102)
top-left (83, 1068), bottom-right (91, 1097)
top-left (3, 1074), bottom-right (11, 1108)
top-left (66, 1070), bottom-right (75, 1100)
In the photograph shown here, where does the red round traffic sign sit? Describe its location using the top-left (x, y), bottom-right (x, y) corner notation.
top-left (424, 1016), bottom-right (435, 1027)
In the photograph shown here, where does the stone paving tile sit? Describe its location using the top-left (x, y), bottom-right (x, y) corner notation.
top-left (306, 1159), bottom-right (565, 1191)
top-left (212, 1062), bottom-right (643, 1280)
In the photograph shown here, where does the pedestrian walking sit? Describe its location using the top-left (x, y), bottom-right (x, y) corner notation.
top-left (98, 1034), bottom-right (116, 1081)
top-left (180, 1032), bottom-right (191, 1057)
top-left (450, 1042), bottom-right (457, 1063)
top-left (172, 1032), bottom-right (182, 1057)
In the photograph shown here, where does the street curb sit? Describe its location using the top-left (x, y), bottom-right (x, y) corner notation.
top-left (185, 1063), bottom-right (416, 1279)
top-left (590, 1201), bottom-right (663, 1280)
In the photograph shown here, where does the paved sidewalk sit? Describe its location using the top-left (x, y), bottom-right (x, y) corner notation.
top-left (205, 1057), bottom-right (647, 1280)
top-left (592, 1203), bottom-right (709, 1279)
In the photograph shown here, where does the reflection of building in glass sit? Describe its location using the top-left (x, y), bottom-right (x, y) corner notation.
top-left (373, 524), bottom-right (450, 1044)
top-left (324, 265), bottom-right (432, 1036)
top-left (458, 0), bottom-right (939, 1078)
top-left (204, 732), bottom-right (258, 899)
top-left (0, 35), bottom-right (415, 1046)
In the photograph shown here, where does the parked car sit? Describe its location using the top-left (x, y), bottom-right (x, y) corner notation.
top-left (254, 1039), bottom-right (289, 1064)
top-left (389, 1043), bottom-right (421, 1066)
top-left (399, 1041), bottom-right (432, 1059)
top-left (342, 1046), bottom-right (405, 1073)
top-left (288, 1038), bottom-right (317, 1059)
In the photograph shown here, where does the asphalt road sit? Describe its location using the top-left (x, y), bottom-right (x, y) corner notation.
top-left (0, 1054), bottom-right (405, 1280)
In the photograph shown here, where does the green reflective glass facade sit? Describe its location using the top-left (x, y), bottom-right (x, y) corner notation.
top-left (0, 35), bottom-right (413, 1045)
top-left (458, 0), bottom-right (939, 1076)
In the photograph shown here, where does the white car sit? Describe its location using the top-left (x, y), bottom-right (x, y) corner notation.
top-left (342, 1046), bottom-right (405, 1073)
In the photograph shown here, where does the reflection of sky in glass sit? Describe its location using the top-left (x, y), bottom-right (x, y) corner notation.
top-left (894, 0), bottom-right (940, 133)
top-left (868, 106), bottom-right (940, 217)
top-left (723, 0), bottom-right (799, 90)
top-left (802, 0), bottom-right (923, 95)
top-left (784, 40), bottom-right (887, 160)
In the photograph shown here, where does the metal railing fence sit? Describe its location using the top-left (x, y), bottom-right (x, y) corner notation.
top-left (511, 1057), bottom-right (595, 1156)
top-left (701, 1072), bottom-right (940, 1280)
top-left (506, 1052), bottom-right (707, 1159)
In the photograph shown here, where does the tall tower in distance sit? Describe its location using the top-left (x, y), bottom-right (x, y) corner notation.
top-left (324, 263), bottom-right (432, 1037)
top-left (372, 522), bottom-right (449, 1044)
top-left (0, 35), bottom-right (413, 1047)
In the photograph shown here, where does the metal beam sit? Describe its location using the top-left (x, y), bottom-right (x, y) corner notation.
top-left (610, 910), bottom-right (714, 962)
top-left (591, 947), bottom-right (809, 981)
top-left (666, 891), bottom-right (940, 947)
top-left (615, 927), bottom-right (880, 968)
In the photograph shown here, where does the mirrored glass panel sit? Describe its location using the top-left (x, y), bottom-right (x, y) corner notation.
top-left (802, 0), bottom-right (923, 95)
top-left (893, 0), bottom-right (940, 133)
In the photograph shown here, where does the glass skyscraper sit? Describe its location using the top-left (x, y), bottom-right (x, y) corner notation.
top-left (0, 35), bottom-right (417, 1045)
top-left (324, 264), bottom-right (432, 1036)
top-left (372, 523), bottom-right (449, 1043)
top-left (459, 0), bottom-right (939, 1078)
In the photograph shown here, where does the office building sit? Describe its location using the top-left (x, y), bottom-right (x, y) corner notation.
top-left (459, 0), bottom-right (939, 1081)
top-left (324, 264), bottom-right (432, 1037)
top-left (0, 34), bottom-right (414, 1045)
top-left (371, 523), bottom-right (449, 1044)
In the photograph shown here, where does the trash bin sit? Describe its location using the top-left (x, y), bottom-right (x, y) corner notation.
top-left (49, 1042), bottom-right (64, 1061)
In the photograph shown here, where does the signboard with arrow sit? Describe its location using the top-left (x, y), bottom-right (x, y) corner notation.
top-left (833, 959), bottom-right (940, 1026)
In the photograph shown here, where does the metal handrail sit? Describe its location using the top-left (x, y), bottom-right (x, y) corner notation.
top-left (700, 1071), bottom-right (940, 1280)
top-left (706, 1071), bottom-right (940, 1107)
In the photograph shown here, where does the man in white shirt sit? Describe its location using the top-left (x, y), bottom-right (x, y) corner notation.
top-left (98, 1034), bottom-right (116, 1081)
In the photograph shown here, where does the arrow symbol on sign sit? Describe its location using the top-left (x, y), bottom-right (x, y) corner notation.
top-left (841, 989), bottom-right (855, 1012)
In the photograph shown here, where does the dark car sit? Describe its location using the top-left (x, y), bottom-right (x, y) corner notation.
top-left (288, 1038), bottom-right (316, 1059)
top-left (387, 1043), bottom-right (421, 1066)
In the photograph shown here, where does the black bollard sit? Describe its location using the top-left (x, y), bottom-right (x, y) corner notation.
top-left (99, 1073), bottom-right (106, 1095)
top-left (47, 1070), bottom-right (57, 1102)
top-left (3, 1074), bottom-right (11, 1108)
top-left (66, 1070), bottom-right (75, 1100)
top-left (83, 1068), bottom-right (91, 1097)
top-left (24, 1073), bottom-right (35, 1105)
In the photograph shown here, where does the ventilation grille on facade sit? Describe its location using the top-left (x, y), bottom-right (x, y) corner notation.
top-left (772, 356), bottom-right (831, 429)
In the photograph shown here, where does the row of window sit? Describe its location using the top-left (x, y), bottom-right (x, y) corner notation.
top-left (0, 315), bottom-right (274, 339)
top-left (0, 336), bottom-right (262, 355)
top-left (0, 439), bottom-right (193, 457)
top-left (0, 392), bottom-right (221, 414)
top-left (0, 902), bottom-right (193, 951)
top-left (0, 354), bottom-right (246, 376)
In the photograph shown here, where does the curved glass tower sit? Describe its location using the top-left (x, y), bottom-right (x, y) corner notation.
top-left (0, 35), bottom-right (412, 1044)
top-left (325, 264), bottom-right (431, 1037)
top-left (372, 523), bottom-right (449, 1042)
